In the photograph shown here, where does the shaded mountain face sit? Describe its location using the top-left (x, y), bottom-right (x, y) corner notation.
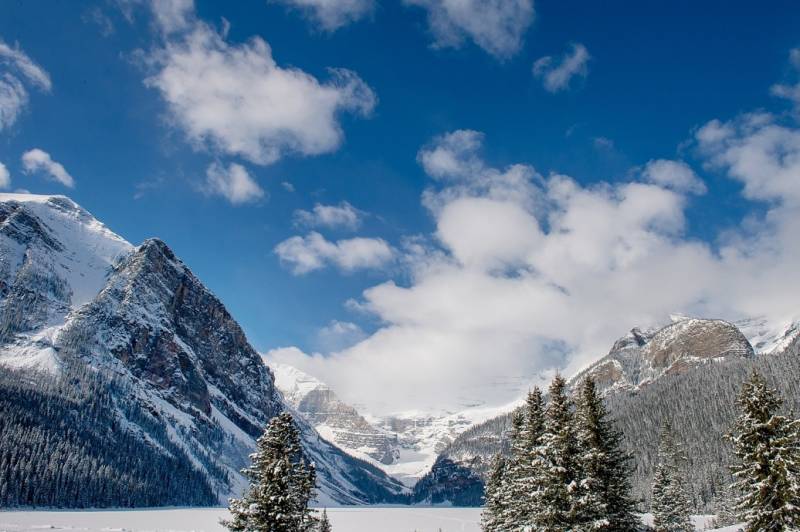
top-left (0, 194), bottom-right (405, 507)
top-left (412, 317), bottom-right (785, 507)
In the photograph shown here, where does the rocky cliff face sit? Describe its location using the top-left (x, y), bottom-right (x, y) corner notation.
top-left (412, 317), bottom-right (764, 506)
top-left (569, 318), bottom-right (755, 395)
top-left (0, 193), bottom-right (406, 506)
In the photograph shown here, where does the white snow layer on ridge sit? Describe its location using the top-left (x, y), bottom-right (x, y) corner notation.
top-left (0, 194), bottom-right (133, 373)
top-left (0, 193), bottom-right (133, 307)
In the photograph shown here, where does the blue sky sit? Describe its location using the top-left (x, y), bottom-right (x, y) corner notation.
top-left (2, 0), bottom-right (800, 412)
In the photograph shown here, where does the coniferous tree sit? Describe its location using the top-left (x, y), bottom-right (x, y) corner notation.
top-left (710, 474), bottom-right (738, 529)
top-left (223, 412), bottom-right (318, 532)
top-left (728, 371), bottom-right (800, 532)
top-left (535, 375), bottom-right (581, 530)
top-left (481, 453), bottom-right (508, 531)
top-left (318, 508), bottom-right (332, 532)
top-left (651, 422), bottom-right (693, 532)
top-left (574, 378), bottom-right (639, 532)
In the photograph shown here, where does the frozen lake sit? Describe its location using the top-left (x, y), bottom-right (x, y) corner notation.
top-left (0, 508), bottom-right (740, 532)
top-left (0, 507), bottom-right (483, 532)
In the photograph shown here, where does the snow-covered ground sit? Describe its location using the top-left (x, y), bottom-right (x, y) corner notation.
top-left (0, 509), bottom-right (742, 532)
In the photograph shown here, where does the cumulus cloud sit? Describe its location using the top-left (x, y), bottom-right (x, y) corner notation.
top-left (144, 4), bottom-right (376, 166)
top-left (0, 162), bottom-right (9, 189)
top-left (204, 162), bottom-right (264, 204)
top-left (21, 149), bottom-right (75, 188)
top-left (404, 0), bottom-right (534, 59)
top-left (294, 201), bottom-right (363, 230)
top-left (533, 43), bottom-right (590, 93)
top-left (267, 111), bottom-right (800, 415)
top-left (771, 48), bottom-right (800, 113)
top-left (275, 231), bottom-right (394, 274)
top-left (0, 40), bottom-right (51, 131)
top-left (642, 159), bottom-right (706, 195)
top-left (271, 0), bottom-right (374, 31)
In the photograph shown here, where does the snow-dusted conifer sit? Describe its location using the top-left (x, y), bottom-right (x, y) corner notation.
top-left (534, 375), bottom-right (581, 530)
top-left (574, 377), bottom-right (639, 532)
top-left (223, 412), bottom-right (318, 532)
top-left (651, 422), bottom-right (693, 532)
top-left (728, 370), bottom-right (800, 532)
top-left (318, 508), bottom-right (333, 532)
top-left (481, 453), bottom-right (508, 531)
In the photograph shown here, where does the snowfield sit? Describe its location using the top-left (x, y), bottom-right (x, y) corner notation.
top-left (0, 509), bottom-right (742, 532)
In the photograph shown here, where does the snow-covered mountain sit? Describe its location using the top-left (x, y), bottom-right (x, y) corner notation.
top-left (270, 362), bottom-right (401, 465)
top-left (268, 360), bottom-right (518, 486)
top-left (568, 317), bottom-right (755, 395)
top-left (0, 193), bottom-right (406, 506)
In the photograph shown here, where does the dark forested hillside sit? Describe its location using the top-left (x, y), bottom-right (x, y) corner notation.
top-left (0, 363), bottom-right (220, 508)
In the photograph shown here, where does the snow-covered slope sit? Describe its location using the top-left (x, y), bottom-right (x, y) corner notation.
top-left (0, 193), bottom-right (405, 506)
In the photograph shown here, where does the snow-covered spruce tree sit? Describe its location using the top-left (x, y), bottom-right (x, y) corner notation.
top-left (651, 422), bottom-right (693, 532)
top-left (574, 377), bottom-right (639, 532)
top-left (534, 375), bottom-right (582, 530)
top-left (710, 474), bottom-right (738, 529)
top-left (728, 370), bottom-right (800, 532)
top-left (223, 412), bottom-right (318, 532)
top-left (481, 453), bottom-right (509, 531)
top-left (494, 388), bottom-right (547, 530)
top-left (318, 509), bottom-right (332, 532)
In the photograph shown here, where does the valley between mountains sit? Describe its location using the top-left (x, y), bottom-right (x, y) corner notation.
top-left (1, 193), bottom-right (799, 513)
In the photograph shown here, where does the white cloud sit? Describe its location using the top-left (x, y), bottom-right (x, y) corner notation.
top-left (0, 40), bottom-right (51, 131)
top-left (21, 149), bottom-right (75, 188)
top-left (268, 113), bottom-right (800, 415)
top-left (771, 48), bottom-right (800, 113)
top-left (275, 231), bottom-right (394, 274)
top-left (533, 43), bottom-right (590, 93)
top-left (204, 162), bottom-right (264, 204)
top-left (271, 0), bottom-right (374, 31)
top-left (281, 181), bottom-right (296, 192)
top-left (0, 162), bottom-right (10, 189)
top-left (642, 159), bottom-right (706, 195)
top-left (145, 18), bottom-right (376, 165)
top-left (316, 320), bottom-right (367, 351)
top-left (294, 201), bottom-right (363, 230)
top-left (404, 0), bottom-right (534, 59)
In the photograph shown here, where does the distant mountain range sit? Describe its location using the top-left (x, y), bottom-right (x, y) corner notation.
top-left (0, 194), bottom-right (406, 507)
top-left (268, 361), bottom-right (515, 487)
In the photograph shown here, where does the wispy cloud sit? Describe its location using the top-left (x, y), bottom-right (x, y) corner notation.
top-left (294, 202), bottom-right (364, 230)
top-left (275, 231), bottom-right (394, 274)
top-left (533, 43), bottom-right (590, 93)
top-left (404, 0), bottom-right (534, 59)
top-left (271, 0), bottom-right (374, 31)
top-left (0, 40), bottom-right (51, 131)
top-left (21, 149), bottom-right (75, 188)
